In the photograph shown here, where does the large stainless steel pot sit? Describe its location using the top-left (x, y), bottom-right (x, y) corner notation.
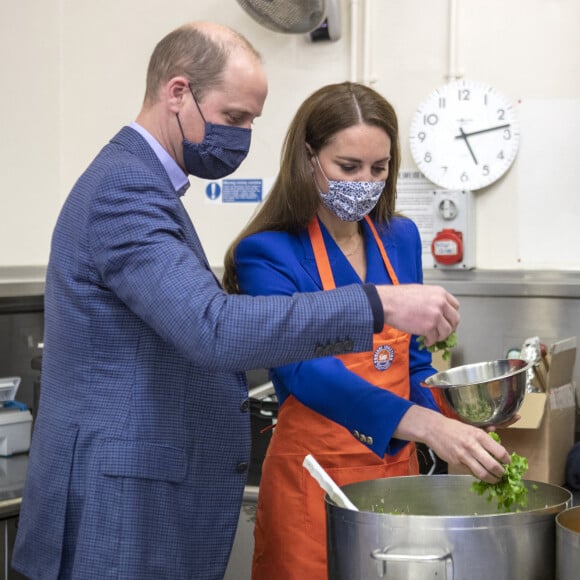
top-left (556, 506), bottom-right (580, 580)
top-left (326, 475), bottom-right (572, 580)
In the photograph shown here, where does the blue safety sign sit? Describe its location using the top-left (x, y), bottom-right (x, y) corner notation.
top-left (222, 179), bottom-right (263, 203)
top-left (205, 182), bottom-right (222, 200)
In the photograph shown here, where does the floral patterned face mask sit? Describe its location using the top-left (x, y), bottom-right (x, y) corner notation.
top-left (315, 157), bottom-right (385, 222)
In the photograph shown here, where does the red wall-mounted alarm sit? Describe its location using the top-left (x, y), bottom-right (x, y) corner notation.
top-left (431, 229), bottom-right (464, 265)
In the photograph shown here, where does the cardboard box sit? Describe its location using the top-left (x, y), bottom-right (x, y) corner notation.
top-left (449, 337), bottom-right (577, 485)
top-left (431, 350), bottom-right (451, 373)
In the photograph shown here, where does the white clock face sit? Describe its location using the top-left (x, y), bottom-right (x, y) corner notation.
top-left (409, 80), bottom-right (520, 190)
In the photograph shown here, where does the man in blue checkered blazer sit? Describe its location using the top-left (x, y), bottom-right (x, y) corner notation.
top-left (12, 21), bottom-right (459, 580)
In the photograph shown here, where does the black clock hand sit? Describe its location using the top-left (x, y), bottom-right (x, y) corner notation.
top-left (457, 127), bottom-right (478, 165)
top-left (454, 123), bottom-right (511, 139)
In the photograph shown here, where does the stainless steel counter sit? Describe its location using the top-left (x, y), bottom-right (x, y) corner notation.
top-left (0, 455), bottom-right (27, 519)
top-left (0, 267), bottom-right (46, 295)
top-left (4, 265), bottom-right (579, 299)
top-left (0, 267), bottom-right (45, 315)
top-left (423, 269), bottom-right (580, 298)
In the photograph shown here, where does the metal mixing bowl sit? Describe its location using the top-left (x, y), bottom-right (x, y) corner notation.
top-left (422, 359), bottom-right (530, 427)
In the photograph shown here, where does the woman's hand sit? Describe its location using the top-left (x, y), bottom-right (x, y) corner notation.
top-left (395, 405), bottom-right (510, 483)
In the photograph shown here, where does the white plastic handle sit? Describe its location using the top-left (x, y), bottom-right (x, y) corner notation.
top-left (303, 454), bottom-right (359, 511)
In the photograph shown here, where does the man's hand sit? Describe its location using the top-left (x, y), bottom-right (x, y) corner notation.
top-left (375, 284), bottom-right (459, 346)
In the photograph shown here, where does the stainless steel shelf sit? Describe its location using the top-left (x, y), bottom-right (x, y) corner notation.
top-left (424, 269), bottom-right (580, 298)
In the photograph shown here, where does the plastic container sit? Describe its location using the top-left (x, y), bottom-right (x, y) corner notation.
top-left (0, 377), bottom-right (33, 456)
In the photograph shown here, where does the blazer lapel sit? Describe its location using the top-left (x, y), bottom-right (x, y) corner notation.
top-left (111, 126), bottom-right (215, 275)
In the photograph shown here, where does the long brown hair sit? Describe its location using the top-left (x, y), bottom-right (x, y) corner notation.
top-left (223, 81), bottom-right (401, 293)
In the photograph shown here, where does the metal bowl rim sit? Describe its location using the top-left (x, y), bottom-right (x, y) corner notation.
top-left (556, 504), bottom-right (580, 532)
top-left (422, 358), bottom-right (532, 389)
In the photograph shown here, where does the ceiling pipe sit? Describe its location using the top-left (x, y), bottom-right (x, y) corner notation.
top-left (362, 0), bottom-right (374, 86)
top-left (349, 0), bottom-right (360, 82)
top-left (447, 0), bottom-right (463, 81)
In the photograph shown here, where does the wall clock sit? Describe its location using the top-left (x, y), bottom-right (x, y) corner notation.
top-left (409, 79), bottom-right (520, 190)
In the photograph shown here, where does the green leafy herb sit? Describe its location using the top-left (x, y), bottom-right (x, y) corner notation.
top-left (470, 432), bottom-right (530, 513)
top-left (455, 400), bottom-right (493, 423)
top-left (417, 330), bottom-right (458, 361)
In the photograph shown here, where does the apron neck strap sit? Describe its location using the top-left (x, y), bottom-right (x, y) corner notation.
top-left (308, 217), bottom-right (336, 290)
top-left (307, 216), bottom-right (400, 291)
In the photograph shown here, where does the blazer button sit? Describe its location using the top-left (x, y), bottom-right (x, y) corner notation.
top-left (353, 430), bottom-right (360, 439)
top-left (236, 462), bottom-right (249, 474)
top-left (367, 436), bottom-right (374, 445)
top-left (240, 399), bottom-right (250, 412)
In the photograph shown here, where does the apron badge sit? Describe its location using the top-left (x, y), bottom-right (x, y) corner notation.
top-left (373, 345), bottom-right (395, 371)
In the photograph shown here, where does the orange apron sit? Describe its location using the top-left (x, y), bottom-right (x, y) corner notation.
top-left (251, 216), bottom-right (419, 580)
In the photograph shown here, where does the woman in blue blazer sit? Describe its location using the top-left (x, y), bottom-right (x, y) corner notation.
top-left (223, 81), bottom-right (512, 579)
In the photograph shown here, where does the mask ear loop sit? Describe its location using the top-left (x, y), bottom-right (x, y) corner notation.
top-left (188, 85), bottom-right (207, 123)
top-left (176, 84), bottom-right (207, 141)
top-left (305, 143), bottom-right (330, 193)
top-left (313, 154), bottom-right (330, 194)
top-left (175, 113), bottom-right (187, 139)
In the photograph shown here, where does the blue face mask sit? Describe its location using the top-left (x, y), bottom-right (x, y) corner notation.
top-left (176, 86), bottom-right (252, 179)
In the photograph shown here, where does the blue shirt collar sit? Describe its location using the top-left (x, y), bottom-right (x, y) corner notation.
top-left (129, 121), bottom-right (190, 197)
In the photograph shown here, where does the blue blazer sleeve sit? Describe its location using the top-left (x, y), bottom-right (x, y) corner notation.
top-left (235, 217), bottom-right (439, 458)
